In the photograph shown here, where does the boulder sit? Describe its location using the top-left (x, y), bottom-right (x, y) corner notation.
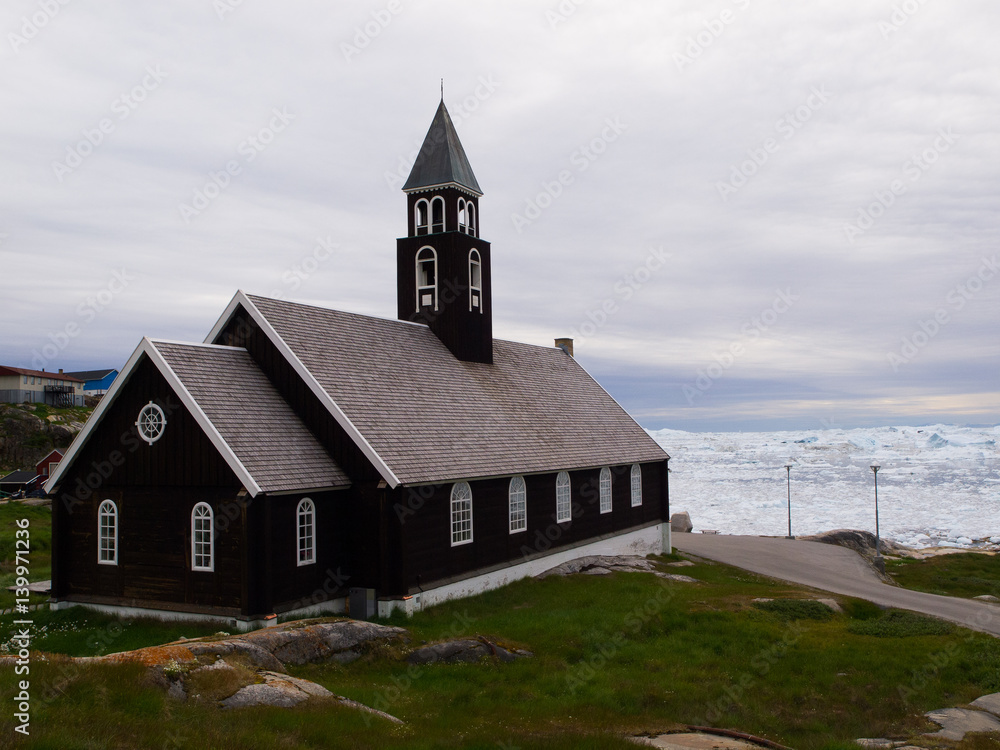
top-left (407, 637), bottom-right (531, 665)
top-left (971, 692), bottom-right (1000, 716)
top-left (671, 512), bottom-right (693, 533)
top-left (924, 707), bottom-right (1000, 741)
top-left (220, 671), bottom-right (332, 709)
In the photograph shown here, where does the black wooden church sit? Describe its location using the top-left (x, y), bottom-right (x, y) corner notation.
top-left (46, 100), bottom-right (671, 628)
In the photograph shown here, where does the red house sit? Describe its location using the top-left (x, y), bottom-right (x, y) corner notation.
top-left (36, 449), bottom-right (64, 482)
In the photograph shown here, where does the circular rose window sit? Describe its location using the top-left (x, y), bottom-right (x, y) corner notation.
top-left (136, 401), bottom-right (166, 445)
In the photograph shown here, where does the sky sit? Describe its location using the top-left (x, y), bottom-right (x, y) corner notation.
top-left (1, 1), bottom-right (998, 432)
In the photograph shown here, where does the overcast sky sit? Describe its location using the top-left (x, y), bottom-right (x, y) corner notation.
top-left (2, 1), bottom-right (998, 431)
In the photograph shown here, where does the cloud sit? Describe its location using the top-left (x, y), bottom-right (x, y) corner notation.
top-left (2, 0), bottom-right (998, 430)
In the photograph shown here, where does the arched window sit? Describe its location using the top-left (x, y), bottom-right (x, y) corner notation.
top-left (297, 498), bottom-right (316, 566)
top-left (98, 499), bottom-right (118, 565)
top-left (469, 249), bottom-right (483, 312)
top-left (430, 196), bottom-right (445, 233)
top-left (458, 198), bottom-right (467, 232)
top-left (508, 476), bottom-right (527, 533)
top-left (415, 246), bottom-right (438, 312)
top-left (191, 503), bottom-right (214, 571)
top-left (467, 203), bottom-right (476, 237)
top-left (415, 199), bottom-right (429, 235)
top-left (450, 482), bottom-right (473, 546)
top-left (556, 471), bottom-right (571, 523)
top-left (631, 464), bottom-right (643, 507)
top-left (599, 467), bottom-right (612, 514)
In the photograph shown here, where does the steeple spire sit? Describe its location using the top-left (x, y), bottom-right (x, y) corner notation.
top-left (396, 98), bottom-right (493, 364)
top-left (402, 100), bottom-right (482, 196)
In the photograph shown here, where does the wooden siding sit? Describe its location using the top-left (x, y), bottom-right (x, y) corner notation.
top-left (51, 355), bottom-right (245, 611)
top-left (394, 461), bottom-right (668, 595)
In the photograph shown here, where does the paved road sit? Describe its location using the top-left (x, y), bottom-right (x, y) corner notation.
top-left (671, 533), bottom-right (1000, 637)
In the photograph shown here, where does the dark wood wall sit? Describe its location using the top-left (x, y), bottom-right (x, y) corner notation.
top-left (51, 355), bottom-right (246, 612)
top-left (393, 461), bottom-right (667, 596)
top-left (265, 490), bottom-right (352, 614)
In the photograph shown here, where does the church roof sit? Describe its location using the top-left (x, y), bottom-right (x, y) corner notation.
top-left (402, 100), bottom-right (483, 196)
top-left (208, 292), bottom-right (668, 488)
top-left (46, 339), bottom-right (351, 497)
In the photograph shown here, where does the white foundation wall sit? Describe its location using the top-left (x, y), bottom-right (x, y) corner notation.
top-left (379, 522), bottom-right (670, 617)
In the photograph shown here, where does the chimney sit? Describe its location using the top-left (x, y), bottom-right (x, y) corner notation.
top-left (555, 338), bottom-right (574, 357)
top-left (58, 368), bottom-right (63, 374)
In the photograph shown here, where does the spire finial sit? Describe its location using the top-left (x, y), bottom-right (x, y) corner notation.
top-left (440, 78), bottom-right (444, 101)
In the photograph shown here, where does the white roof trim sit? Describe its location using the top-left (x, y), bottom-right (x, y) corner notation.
top-left (204, 291), bottom-right (402, 489)
top-left (143, 339), bottom-right (264, 497)
top-left (46, 338), bottom-right (266, 498)
top-left (44, 339), bottom-right (148, 495)
top-left (403, 181), bottom-right (483, 198)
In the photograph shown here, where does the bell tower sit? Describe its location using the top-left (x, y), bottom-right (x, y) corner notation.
top-left (397, 99), bottom-right (493, 364)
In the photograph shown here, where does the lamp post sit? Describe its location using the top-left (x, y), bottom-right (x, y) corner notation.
top-left (870, 464), bottom-right (882, 567)
top-left (784, 463), bottom-right (794, 539)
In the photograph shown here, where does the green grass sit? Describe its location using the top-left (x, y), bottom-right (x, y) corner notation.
top-left (4, 514), bottom-right (1000, 748)
top-left (888, 552), bottom-right (1000, 600)
top-left (0, 501), bottom-right (51, 611)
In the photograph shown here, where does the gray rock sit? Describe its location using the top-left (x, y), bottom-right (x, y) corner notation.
top-left (670, 512), bottom-right (693, 533)
top-left (655, 573), bottom-right (698, 583)
top-left (666, 560), bottom-right (695, 567)
top-left (974, 594), bottom-right (1000, 603)
top-left (407, 638), bottom-right (529, 665)
top-left (971, 692), bottom-right (1000, 716)
top-left (220, 671), bottom-right (332, 709)
top-left (924, 707), bottom-right (1000, 741)
top-left (166, 680), bottom-right (187, 702)
top-left (583, 567), bottom-right (612, 575)
top-left (539, 555), bottom-right (661, 579)
top-left (816, 598), bottom-right (844, 613)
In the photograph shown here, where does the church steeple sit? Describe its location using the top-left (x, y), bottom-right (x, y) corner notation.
top-left (397, 101), bottom-right (493, 364)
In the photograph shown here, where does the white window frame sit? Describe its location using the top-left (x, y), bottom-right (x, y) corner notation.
top-left (191, 502), bottom-right (214, 572)
top-left (450, 482), bottom-right (473, 546)
top-left (430, 195), bottom-right (445, 233)
top-left (415, 246), bottom-right (438, 312)
top-left (467, 203), bottom-right (476, 237)
top-left (98, 499), bottom-right (118, 565)
top-left (599, 467), bottom-right (612, 514)
top-left (297, 497), bottom-right (316, 566)
top-left (136, 401), bottom-right (166, 445)
top-left (556, 471), bottom-right (571, 523)
top-left (414, 198), bottom-right (430, 235)
top-left (508, 476), bottom-right (527, 534)
top-left (458, 197), bottom-right (467, 232)
top-left (469, 249), bottom-right (483, 312)
top-left (631, 464), bottom-right (643, 507)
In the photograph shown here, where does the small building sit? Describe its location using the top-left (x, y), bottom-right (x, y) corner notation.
top-left (35, 449), bottom-right (64, 482)
top-left (65, 369), bottom-right (119, 397)
top-left (46, 99), bottom-right (671, 629)
top-left (0, 366), bottom-right (85, 407)
top-left (0, 471), bottom-right (41, 497)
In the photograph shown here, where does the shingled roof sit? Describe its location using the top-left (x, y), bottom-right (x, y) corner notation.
top-left (216, 293), bottom-right (667, 487)
top-left (152, 341), bottom-right (350, 494)
top-left (47, 339), bottom-right (350, 497)
top-left (402, 100), bottom-right (483, 196)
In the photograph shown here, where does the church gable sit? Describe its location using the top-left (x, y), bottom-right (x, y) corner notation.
top-left (47, 338), bottom-right (349, 500)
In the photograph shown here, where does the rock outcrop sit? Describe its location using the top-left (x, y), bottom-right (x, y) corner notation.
top-left (538, 555), bottom-right (698, 583)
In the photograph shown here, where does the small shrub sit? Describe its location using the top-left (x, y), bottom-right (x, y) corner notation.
top-left (841, 598), bottom-right (882, 621)
top-left (752, 599), bottom-right (834, 621)
top-left (847, 610), bottom-right (954, 637)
